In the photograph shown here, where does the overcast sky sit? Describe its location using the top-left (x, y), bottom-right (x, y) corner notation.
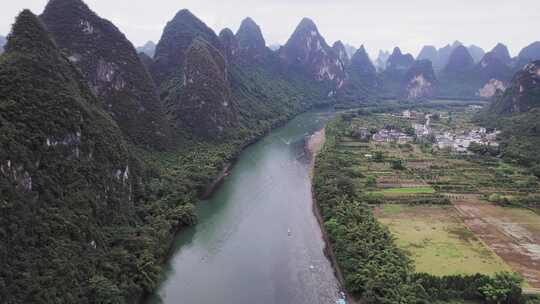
top-left (1, 0), bottom-right (539, 59)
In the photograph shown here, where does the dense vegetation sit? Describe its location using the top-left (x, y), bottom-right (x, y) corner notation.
top-left (0, 11), bottom-right (147, 303)
top-left (313, 115), bottom-right (532, 303)
top-left (40, 0), bottom-right (170, 150)
top-left (0, 4), bottom-right (343, 303)
top-left (2, 0), bottom-right (538, 303)
top-left (476, 61), bottom-right (540, 177)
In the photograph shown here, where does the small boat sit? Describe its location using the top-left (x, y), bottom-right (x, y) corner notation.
top-left (287, 228), bottom-right (291, 236)
top-left (336, 291), bottom-right (347, 304)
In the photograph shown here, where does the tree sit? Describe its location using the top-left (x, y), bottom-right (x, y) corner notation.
top-left (479, 272), bottom-right (523, 304)
top-left (88, 275), bottom-right (123, 304)
top-left (324, 218), bottom-right (340, 236)
top-left (366, 176), bottom-right (377, 187)
top-left (373, 151), bottom-right (384, 162)
top-left (488, 193), bottom-right (504, 204)
top-left (531, 165), bottom-right (540, 178)
top-left (392, 159), bottom-right (406, 170)
top-left (404, 126), bottom-right (416, 136)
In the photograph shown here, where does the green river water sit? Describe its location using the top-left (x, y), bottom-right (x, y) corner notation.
top-left (147, 109), bottom-right (341, 304)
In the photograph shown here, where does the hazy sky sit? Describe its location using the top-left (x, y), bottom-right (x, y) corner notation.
top-left (1, 0), bottom-right (539, 59)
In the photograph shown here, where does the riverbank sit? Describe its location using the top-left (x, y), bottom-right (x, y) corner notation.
top-left (306, 127), bottom-right (357, 303)
top-left (201, 164), bottom-right (231, 199)
top-left (306, 128), bottom-right (326, 166)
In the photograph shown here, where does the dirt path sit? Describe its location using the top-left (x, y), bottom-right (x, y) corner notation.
top-left (523, 288), bottom-right (540, 295)
top-left (453, 201), bottom-right (540, 288)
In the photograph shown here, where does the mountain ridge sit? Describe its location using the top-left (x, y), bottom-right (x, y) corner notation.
top-left (41, 0), bottom-right (170, 149)
top-left (279, 17), bottom-right (346, 93)
top-left (0, 10), bottom-right (139, 302)
top-left (477, 60), bottom-right (540, 173)
top-left (235, 17), bottom-right (267, 61)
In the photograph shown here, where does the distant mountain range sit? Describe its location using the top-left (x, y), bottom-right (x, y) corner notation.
top-left (344, 43), bottom-right (357, 59)
top-left (371, 41), bottom-right (540, 99)
top-left (375, 49), bottom-right (390, 71)
top-left (417, 41), bottom-right (485, 71)
top-left (268, 43), bottom-right (281, 51)
top-left (135, 34), bottom-right (540, 102)
top-left (136, 40), bottom-right (156, 57)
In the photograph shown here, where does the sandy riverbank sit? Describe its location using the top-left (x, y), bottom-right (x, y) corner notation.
top-left (306, 128), bottom-right (326, 164)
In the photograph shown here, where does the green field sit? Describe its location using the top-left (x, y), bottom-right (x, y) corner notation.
top-left (373, 186), bottom-right (435, 195)
top-left (376, 205), bottom-right (512, 276)
top-left (435, 301), bottom-right (481, 304)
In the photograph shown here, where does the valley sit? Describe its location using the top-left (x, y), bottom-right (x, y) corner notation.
top-left (1, 0), bottom-right (540, 303)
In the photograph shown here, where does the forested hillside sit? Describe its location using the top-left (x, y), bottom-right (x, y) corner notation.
top-left (0, 1), bottom-right (366, 303)
top-left (477, 61), bottom-right (540, 176)
top-left (40, 0), bottom-right (170, 150)
top-left (0, 10), bottom-right (145, 303)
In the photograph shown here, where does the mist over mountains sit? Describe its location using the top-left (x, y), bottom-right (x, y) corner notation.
top-left (0, 35), bottom-right (6, 53)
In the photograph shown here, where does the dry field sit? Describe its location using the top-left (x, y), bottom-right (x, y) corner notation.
top-left (453, 201), bottom-right (540, 288)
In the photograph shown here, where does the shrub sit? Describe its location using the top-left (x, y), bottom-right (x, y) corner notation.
top-left (392, 159), bottom-right (406, 170)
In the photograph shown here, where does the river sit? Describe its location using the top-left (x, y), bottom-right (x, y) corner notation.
top-left (146, 108), bottom-right (341, 304)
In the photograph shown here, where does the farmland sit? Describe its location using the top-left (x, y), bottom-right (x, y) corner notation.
top-left (334, 103), bottom-right (540, 287)
top-left (375, 204), bottom-right (511, 276)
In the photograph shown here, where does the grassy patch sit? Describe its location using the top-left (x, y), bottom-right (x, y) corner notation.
top-left (381, 204), bottom-right (406, 214)
top-left (376, 205), bottom-right (512, 276)
top-left (434, 300), bottom-right (481, 304)
top-left (373, 187), bottom-right (436, 195)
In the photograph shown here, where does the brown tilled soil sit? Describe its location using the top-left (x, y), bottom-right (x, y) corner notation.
top-left (377, 183), bottom-right (429, 188)
top-left (406, 161), bottom-right (433, 169)
top-left (453, 200), bottom-right (540, 288)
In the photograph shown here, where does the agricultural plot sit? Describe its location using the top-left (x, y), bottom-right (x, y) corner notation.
top-left (337, 106), bottom-right (540, 286)
top-left (454, 201), bottom-right (540, 288)
top-left (375, 204), bottom-right (512, 276)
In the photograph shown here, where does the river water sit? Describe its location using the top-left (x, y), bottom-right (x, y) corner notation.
top-left (147, 109), bottom-right (340, 304)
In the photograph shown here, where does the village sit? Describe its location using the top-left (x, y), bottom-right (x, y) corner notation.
top-left (357, 109), bottom-right (500, 153)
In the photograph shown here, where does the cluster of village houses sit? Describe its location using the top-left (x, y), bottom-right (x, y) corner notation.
top-left (356, 109), bottom-right (500, 153)
top-left (433, 128), bottom-right (499, 153)
top-left (371, 129), bottom-right (414, 144)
